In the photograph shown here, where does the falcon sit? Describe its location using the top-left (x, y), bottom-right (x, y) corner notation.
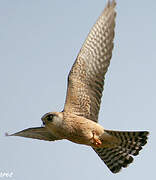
top-left (6, 0), bottom-right (149, 173)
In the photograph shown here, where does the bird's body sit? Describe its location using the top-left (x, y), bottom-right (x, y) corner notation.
top-left (45, 112), bottom-right (104, 147)
top-left (7, 0), bottom-right (149, 173)
top-left (42, 112), bottom-right (120, 148)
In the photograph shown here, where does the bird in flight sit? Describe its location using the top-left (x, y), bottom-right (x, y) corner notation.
top-left (6, 0), bottom-right (149, 173)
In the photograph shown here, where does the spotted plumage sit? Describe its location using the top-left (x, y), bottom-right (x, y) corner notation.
top-left (6, 0), bottom-right (149, 173)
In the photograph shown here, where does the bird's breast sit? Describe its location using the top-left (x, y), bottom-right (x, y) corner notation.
top-left (61, 115), bottom-right (104, 146)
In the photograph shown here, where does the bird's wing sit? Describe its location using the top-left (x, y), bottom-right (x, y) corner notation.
top-left (6, 127), bottom-right (60, 141)
top-left (64, 0), bottom-right (116, 122)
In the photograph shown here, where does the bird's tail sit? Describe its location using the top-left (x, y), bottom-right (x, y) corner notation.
top-left (93, 130), bottom-right (149, 173)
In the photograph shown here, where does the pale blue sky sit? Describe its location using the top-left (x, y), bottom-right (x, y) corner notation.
top-left (1, 0), bottom-right (156, 179)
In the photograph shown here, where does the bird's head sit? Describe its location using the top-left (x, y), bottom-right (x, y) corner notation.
top-left (41, 112), bottom-right (63, 127)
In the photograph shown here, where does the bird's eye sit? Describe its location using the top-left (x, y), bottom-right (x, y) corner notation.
top-left (46, 114), bottom-right (54, 122)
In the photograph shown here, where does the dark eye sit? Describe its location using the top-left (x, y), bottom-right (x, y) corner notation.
top-left (46, 114), bottom-right (54, 122)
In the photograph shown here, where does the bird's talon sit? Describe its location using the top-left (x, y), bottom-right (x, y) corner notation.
top-left (92, 131), bottom-right (102, 147)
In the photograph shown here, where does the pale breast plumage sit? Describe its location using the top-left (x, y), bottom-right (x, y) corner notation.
top-left (6, 0), bottom-right (149, 174)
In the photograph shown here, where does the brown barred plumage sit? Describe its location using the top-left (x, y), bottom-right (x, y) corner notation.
top-left (7, 0), bottom-right (149, 174)
top-left (93, 131), bottom-right (149, 173)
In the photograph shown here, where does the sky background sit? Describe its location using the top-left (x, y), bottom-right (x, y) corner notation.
top-left (1, 0), bottom-right (156, 179)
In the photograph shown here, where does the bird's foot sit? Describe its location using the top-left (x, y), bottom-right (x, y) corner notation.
top-left (92, 131), bottom-right (102, 148)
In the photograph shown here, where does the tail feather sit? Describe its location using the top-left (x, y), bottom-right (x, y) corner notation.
top-left (93, 130), bottom-right (149, 173)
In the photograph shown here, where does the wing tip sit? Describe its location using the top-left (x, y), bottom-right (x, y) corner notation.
top-left (5, 132), bottom-right (11, 136)
top-left (107, 0), bottom-right (116, 8)
top-left (103, 0), bottom-right (116, 20)
top-left (5, 132), bottom-right (17, 137)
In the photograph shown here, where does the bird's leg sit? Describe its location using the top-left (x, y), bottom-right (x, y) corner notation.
top-left (91, 131), bottom-right (102, 148)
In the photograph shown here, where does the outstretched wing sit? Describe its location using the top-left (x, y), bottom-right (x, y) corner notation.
top-left (6, 127), bottom-right (60, 141)
top-left (64, 1), bottom-right (116, 122)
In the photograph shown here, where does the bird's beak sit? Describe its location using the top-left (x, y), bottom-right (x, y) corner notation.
top-left (41, 118), bottom-right (46, 126)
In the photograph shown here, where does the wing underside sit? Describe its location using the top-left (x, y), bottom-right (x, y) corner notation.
top-left (64, 1), bottom-right (116, 122)
top-left (6, 127), bottom-right (60, 141)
